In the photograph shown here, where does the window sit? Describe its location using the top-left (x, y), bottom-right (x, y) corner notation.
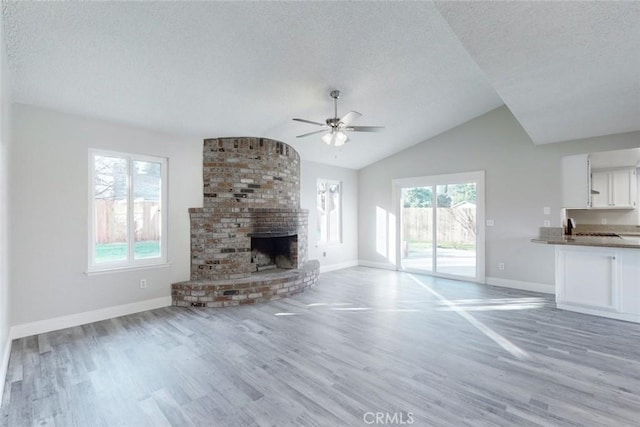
top-left (89, 150), bottom-right (167, 271)
top-left (317, 179), bottom-right (341, 244)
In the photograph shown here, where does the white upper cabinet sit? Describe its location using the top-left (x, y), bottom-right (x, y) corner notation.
top-left (590, 171), bottom-right (608, 207)
top-left (590, 168), bottom-right (637, 209)
top-left (611, 169), bottom-right (637, 208)
top-left (561, 153), bottom-right (591, 208)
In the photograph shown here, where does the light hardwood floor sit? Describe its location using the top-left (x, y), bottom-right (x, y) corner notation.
top-left (2, 267), bottom-right (640, 426)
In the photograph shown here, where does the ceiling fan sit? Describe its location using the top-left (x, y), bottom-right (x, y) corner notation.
top-left (293, 90), bottom-right (385, 146)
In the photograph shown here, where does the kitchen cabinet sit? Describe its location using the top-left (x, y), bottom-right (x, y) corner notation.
top-left (556, 246), bottom-right (620, 311)
top-left (561, 153), bottom-right (591, 208)
top-left (555, 245), bottom-right (640, 322)
top-left (590, 168), bottom-right (637, 209)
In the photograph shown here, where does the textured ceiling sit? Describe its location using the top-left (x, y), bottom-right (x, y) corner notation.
top-left (2, 2), bottom-right (638, 169)
top-left (435, 1), bottom-right (640, 145)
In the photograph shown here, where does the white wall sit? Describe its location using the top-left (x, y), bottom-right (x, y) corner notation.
top-left (0, 14), bottom-right (13, 402)
top-left (300, 160), bottom-right (358, 272)
top-left (358, 106), bottom-right (640, 289)
top-left (10, 104), bottom-right (202, 327)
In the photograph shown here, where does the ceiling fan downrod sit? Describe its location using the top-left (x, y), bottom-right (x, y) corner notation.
top-left (330, 90), bottom-right (340, 123)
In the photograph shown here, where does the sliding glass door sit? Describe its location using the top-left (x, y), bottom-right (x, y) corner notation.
top-left (395, 172), bottom-right (484, 282)
top-left (400, 186), bottom-right (434, 272)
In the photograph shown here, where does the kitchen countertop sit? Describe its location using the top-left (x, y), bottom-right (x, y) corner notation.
top-left (532, 234), bottom-right (640, 249)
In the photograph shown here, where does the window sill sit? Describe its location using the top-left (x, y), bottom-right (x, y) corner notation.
top-left (85, 262), bottom-right (171, 276)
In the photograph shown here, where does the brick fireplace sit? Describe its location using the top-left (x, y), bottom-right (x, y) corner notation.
top-left (172, 137), bottom-right (320, 307)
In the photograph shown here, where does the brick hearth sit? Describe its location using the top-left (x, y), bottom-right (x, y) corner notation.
top-left (172, 137), bottom-right (320, 308)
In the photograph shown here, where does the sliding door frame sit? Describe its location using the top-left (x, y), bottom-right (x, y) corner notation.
top-left (392, 170), bottom-right (486, 283)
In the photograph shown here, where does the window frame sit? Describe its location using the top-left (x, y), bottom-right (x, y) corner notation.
top-left (316, 178), bottom-right (342, 246)
top-left (88, 149), bottom-right (168, 273)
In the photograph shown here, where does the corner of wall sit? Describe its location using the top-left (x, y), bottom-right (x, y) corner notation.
top-left (0, 10), bottom-right (13, 405)
top-left (0, 336), bottom-right (10, 404)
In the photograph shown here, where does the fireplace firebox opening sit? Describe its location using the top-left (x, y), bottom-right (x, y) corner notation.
top-left (251, 235), bottom-right (297, 272)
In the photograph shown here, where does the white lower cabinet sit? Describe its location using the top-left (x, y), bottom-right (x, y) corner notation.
top-left (556, 246), bottom-right (640, 322)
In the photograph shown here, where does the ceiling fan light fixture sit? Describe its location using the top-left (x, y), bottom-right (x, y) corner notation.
top-left (322, 130), bottom-right (348, 146)
top-left (334, 131), bottom-right (348, 146)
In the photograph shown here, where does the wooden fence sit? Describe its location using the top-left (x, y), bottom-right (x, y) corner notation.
top-left (95, 200), bottom-right (161, 244)
top-left (402, 207), bottom-right (476, 243)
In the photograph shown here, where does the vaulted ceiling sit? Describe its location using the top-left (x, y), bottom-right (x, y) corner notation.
top-left (2, 1), bottom-right (638, 169)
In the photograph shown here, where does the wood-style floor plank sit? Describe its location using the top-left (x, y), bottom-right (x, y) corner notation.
top-left (2, 267), bottom-right (640, 426)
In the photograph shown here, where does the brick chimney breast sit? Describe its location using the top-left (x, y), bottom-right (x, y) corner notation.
top-left (172, 137), bottom-right (319, 308)
top-left (202, 137), bottom-right (300, 208)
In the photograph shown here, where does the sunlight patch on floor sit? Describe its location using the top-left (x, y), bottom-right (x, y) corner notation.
top-left (307, 302), bottom-right (352, 307)
top-left (436, 297), bottom-right (546, 312)
top-left (445, 297), bottom-right (547, 305)
top-left (408, 274), bottom-right (530, 360)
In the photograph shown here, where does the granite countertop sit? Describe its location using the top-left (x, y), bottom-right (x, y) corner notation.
top-left (533, 225), bottom-right (640, 249)
top-left (532, 235), bottom-right (640, 249)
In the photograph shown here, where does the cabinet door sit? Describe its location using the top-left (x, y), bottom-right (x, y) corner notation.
top-left (590, 171), bottom-right (609, 207)
top-left (611, 169), bottom-right (636, 208)
top-left (562, 154), bottom-right (590, 208)
top-left (557, 248), bottom-right (620, 311)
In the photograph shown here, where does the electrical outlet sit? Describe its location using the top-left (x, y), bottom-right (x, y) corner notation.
top-left (139, 279), bottom-right (148, 289)
top-left (601, 218), bottom-right (607, 225)
top-left (499, 263), bottom-right (505, 270)
top-left (486, 219), bottom-right (494, 227)
top-left (543, 220), bottom-right (551, 227)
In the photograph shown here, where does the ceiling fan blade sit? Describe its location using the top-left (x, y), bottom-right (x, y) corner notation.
top-left (296, 129), bottom-right (327, 138)
top-left (339, 111), bottom-right (362, 126)
top-left (293, 118), bottom-right (326, 127)
top-left (347, 126), bottom-right (385, 132)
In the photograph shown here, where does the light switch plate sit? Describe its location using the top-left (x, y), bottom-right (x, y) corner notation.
top-left (543, 207), bottom-right (550, 215)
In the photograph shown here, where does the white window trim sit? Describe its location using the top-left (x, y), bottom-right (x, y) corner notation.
top-left (88, 149), bottom-right (168, 273)
top-left (317, 178), bottom-right (342, 246)
top-left (85, 263), bottom-right (171, 276)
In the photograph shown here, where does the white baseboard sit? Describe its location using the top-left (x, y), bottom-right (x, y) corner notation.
top-left (358, 260), bottom-right (397, 271)
top-left (320, 260), bottom-right (359, 273)
top-left (355, 264), bottom-right (554, 295)
top-left (0, 335), bottom-right (11, 404)
top-left (556, 304), bottom-right (640, 324)
top-left (486, 277), bottom-right (555, 295)
top-left (10, 296), bottom-right (172, 340)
